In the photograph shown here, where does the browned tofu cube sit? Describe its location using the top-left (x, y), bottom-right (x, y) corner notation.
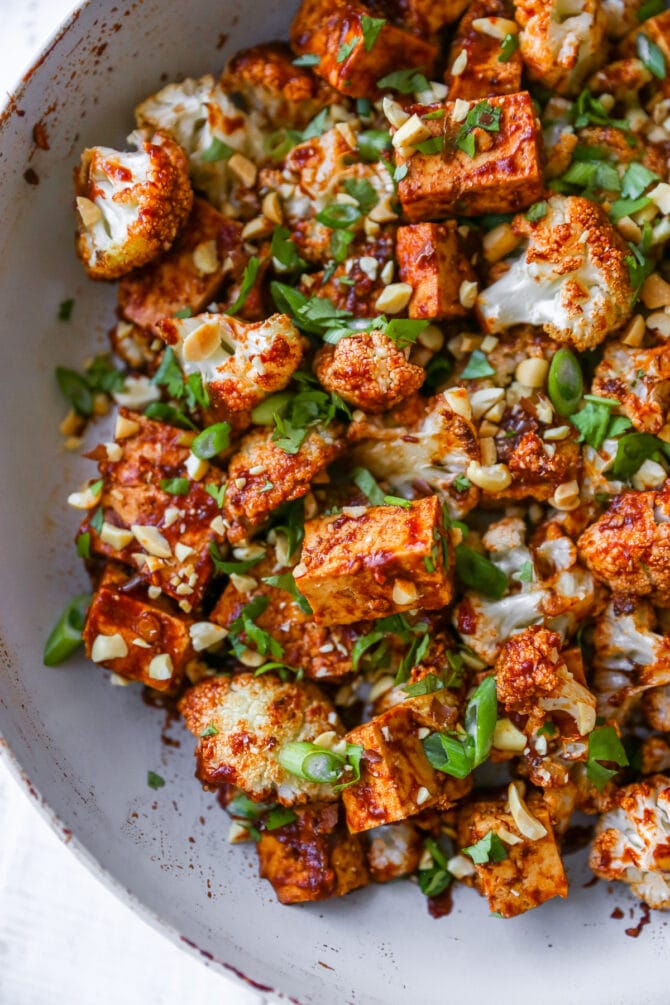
top-left (82, 564), bottom-right (194, 691)
top-left (290, 0), bottom-right (437, 99)
top-left (396, 222), bottom-right (477, 319)
top-left (222, 42), bottom-right (340, 130)
top-left (257, 802), bottom-right (369, 903)
top-left (341, 691), bottom-right (467, 832)
top-left (396, 92), bottom-right (544, 221)
top-left (79, 410), bottom-right (226, 609)
top-left (117, 198), bottom-right (248, 335)
top-left (210, 549), bottom-right (365, 681)
top-left (457, 795), bottom-right (568, 917)
top-left (444, 0), bottom-right (522, 100)
top-left (223, 424), bottom-right (347, 544)
top-left (394, 0), bottom-right (470, 35)
top-left (294, 495), bottom-right (453, 626)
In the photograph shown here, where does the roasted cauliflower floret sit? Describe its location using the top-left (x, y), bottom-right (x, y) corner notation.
top-left (591, 342), bottom-right (670, 435)
top-left (477, 196), bottom-right (634, 351)
top-left (349, 392), bottom-right (481, 518)
top-left (156, 312), bottom-right (305, 418)
top-left (590, 774), bottom-right (670, 909)
top-left (314, 331), bottom-right (424, 414)
top-left (221, 42), bottom-right (339, 130)
top-left (515, 0), bottom-right (606, 96)
top-left (601, 0), bottom-right (644, 39)
top-left (135, 75), bottom-right (265, 209)
top-left (365, 821), bottom-right (423, 883)
top-left (179, 673), bottom-right (343, 805)
top-left (453, 518), bottom-right (595, 664)
top-left (257, 802), bottom-right (368, 904)
top-left (593, 596), bottom-right (670, 722)
top-left (578, 485), bottom-right (670, 607)
top-left (495, 625), bottom-right (596, 736)
top-left (75, 130), bottom-right (192, 280)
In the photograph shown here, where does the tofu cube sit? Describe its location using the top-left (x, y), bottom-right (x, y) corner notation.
top-left (80, 410), bottom-right (226, 607)
top-left (210, 549), bottom-right (365, 681)
top-left (396, 92), bottom-right (544, 221)
top-left (257, 802), bottom-right (369, 903)
top-left (82, 564), bottom-right (193, 691)
top-left (399, 0), bottom-right (470, 35)
top-left (223, 424), bottom-right (347, 544)
top-left (117, 198), bottom-right (248, 335)
top-left (457, 796), bottom-right (568, 917)
top-left (341, 690), bottom-right (466, 832)
top-left (444, 0), bottom-right (522, 100)
top-left (290, 0), bottom-right (437, 99)
top-left (396, 222), bottom-right (477, 319)
top-left (294, 495), bottom-right (454, 626)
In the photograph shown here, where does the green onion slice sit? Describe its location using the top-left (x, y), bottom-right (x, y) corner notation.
top-left (43, 594), bottom-right (91, 666)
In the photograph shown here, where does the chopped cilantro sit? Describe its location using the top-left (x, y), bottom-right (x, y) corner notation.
top-left (463, 831), bottom-right (508, 864)
top-left (526, 200), bottom-right (548, 222)
top-left (461, 349), bottom-right (495, 379)
top-left (498, 32), bottom-right (518, 63)
top-left (352, 466), bottom-right (386, 505)
top-left (208, 541), bottom-right (262, 576)
top-left (159, 477), bottom-right (190, 495)
top-left (292, 53), bottom-right (320, 66)
top-left (455, 545), bottom-right (508, 599)
top-left (361, 14), bottom-right (386, 50)
top-left (228, 596), bottom-right (283, 661)
top-left (455, 101), bottom-right (501, 158)
top-left (342, 176), bottom-right (379, 214)
top-left (337, 36), bottom-right (360, 62)
top-left (357, 129), bottom-right (392, 162)
top-left (270, 226), bottom-right (306, 272)
top-left (147, 771), bottom-right (165, 790)
top-left (376, 68), bottom-right (430, 94)
top-left (586, 726), bottom-right (629, 790)
top-left (227, 256), bottom-right (260, 316)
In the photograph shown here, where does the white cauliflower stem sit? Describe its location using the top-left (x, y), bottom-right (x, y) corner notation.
top-left (590, 775), bottom-right (670, 909)
top-left (156, 312), bottom-right (305, 415)
top-left (476, 195), bottom-right (634, 351)
top-left (75, 130), bottom-right (192, 280)
top-left (515, 0), bottom-right (607, 96)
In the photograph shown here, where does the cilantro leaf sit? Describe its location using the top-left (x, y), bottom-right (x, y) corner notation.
top-left (455, 545), bottom-right (508, 599)
top-left (586, 725), bottom-right (629, 790)
top-left (361, 14), bottom-right (385, 50)
top-left (227, 257), bottom-right (260, 316)
top-left (342, 177), bottom-right (379, 214)
top-left (270, 226), bottom-right (306, 272)
top-left (377, 68), bottom-right (430, 94)
top-left (461, 349), bottom-right (494, 379)
top-left (463, 831), bottom-right (508, 864)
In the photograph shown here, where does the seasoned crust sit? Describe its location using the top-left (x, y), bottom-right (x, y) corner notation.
top-left (444, 0), bottom-right (523, 100)
top-left (515, 0), bottom-right (606, 96)
top-left (396, 222), bottom-right (477, 320)
top-left (257, 802), bottom-right (368, 903)
top-left (179, 672), bottom-right (342, 804)
top-left (578, 485), bottom-right (670, 607)
top-left (223, 423), bottom-right (347, 544)
top-left (75, 131), bottom-right (193, 281)
top-left (495, 625), bottom-right (563, 714)
top-left (314, 331), bottom-right (425, 414)
top-left (82, 563), bottom-right (194, 691)
top-left (457, 793), bottom-right (568, 917)
top-left (117, 197), bottom-right (248, 335)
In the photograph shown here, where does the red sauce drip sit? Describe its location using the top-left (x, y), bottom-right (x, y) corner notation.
top-left (625, 903), bottom-right (651, 938)
top-left (428, 886), bottom-right (454, 918)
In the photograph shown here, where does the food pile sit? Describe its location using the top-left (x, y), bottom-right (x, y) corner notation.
top-left (46, 0), bottom-right (670, 917)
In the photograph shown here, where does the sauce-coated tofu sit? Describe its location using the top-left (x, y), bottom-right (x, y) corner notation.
top-left (290, 0), bottom-right (436, 99)
top-left (82, 564), bottom-right (193, 691)
top-left (118, 198), bottom-right (247, 334)
top-left (396, 222), bottom-right (477, 319)
top-left (257, 802), bottom-right (369, 904)
top-left (342, 691), bottom-right (468, 832)
top-left (294, 495), bottom-right (453, 626)
top-left (396, 92), bottom-right (544, 221)
top-left (444, 0), bottom-right (522, 100)
top-left (80, 410), bottom-right (226, 608)
top-left (457, 796), bottom-right (568, 917)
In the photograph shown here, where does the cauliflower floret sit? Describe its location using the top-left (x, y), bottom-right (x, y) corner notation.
top-left (591, 342), bottom-right (670, 435)
top-left (644, 686), bottom-right (670, 732)
top-left (476, 195), bottom-right (634, 351)
top-left (366, 821), bottom-right (423, 883)
top-left (601, 0), bottom-right (643, 38)
top-left (587, 58), bottom-right (653, 103)
top-left (641, 735), bottom-right (670, 774)
top-left (590, 775), bottom-right (670, 909)
top-left (495, 625), bottom-right (596, 735)
top-left (314, 332), bottom-right (425, 414)
top-left (578, 485), bottom-right (670, 606)
top-left (280, 124), bottom-right (396, 224)
top-left (179, 673), bottom-right (343, 806)
top-left (349, 392), bottom-right (481, 518)
top-left (156, 312), bottom-right (305, 417)
top-left (135, 76), bottom-right (265, 209)
top-left (74, 130), bottom-right (192, 280)
top-left (515, 0), bottom-right (607, 96)
top-left (454, 517), bottom-right (595, 664)
top-left (221, 42), bottom-right (339, 130)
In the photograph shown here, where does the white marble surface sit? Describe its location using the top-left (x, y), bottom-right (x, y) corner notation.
top-left (0, 3), bottom-right (262, 1002)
